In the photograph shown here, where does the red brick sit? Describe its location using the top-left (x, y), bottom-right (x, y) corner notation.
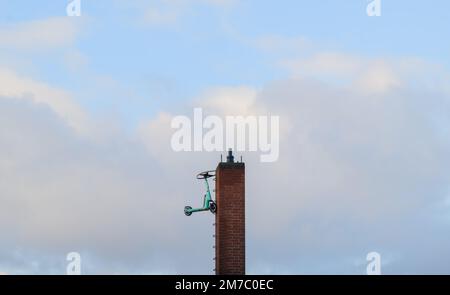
top-left (215, 162), bottom-right (245, 275)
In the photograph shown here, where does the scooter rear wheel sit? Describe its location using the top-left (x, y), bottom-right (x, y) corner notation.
top-left (209, 201), bottom-right (217, 214)
top-left (184, 206), bottom-right (192, 216)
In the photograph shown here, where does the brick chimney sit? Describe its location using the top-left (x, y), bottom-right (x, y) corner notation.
top-left (215, 150), bottom-right (245, 275)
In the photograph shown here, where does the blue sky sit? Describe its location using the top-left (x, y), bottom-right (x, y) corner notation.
top-left (1, 0), bottom-right (450, 274)
top-left (2, 0), bottom-right (449, 124)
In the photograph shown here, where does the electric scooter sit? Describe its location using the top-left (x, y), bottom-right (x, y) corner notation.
top-left (184, 170), bottom-right (217, 216)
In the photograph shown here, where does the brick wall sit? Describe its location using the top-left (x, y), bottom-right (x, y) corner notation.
top-left (215, 162), bottom-right (245, 275)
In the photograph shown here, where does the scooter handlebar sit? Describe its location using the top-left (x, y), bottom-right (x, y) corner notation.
top-left (196, 170), bottom-right (216, 179)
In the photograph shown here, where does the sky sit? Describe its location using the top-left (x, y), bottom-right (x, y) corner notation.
top-left (0, 0), bottom-right (450, 274)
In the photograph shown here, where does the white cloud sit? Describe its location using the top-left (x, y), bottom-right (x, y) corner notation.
top-left (63, 50), bottom-right (89, 72)
top-left (1, 47), bottom-right (450, 274)
top-left (123, 0), bottom-right (236, 27)
top-left (0, 68), bottom-right (90, 134)
top-left (353, 59), bottom-right (401, 93)
top-left (280, 52), bottom-right (363, 78)
top-left (0, 95), bottom-right (216, 274)
top-left (138, 56), bottom-right (450, 274)
top-left (0, 16), bottom-right (91, 134)
top-left (253, 35), bottom-right (310, 55)
top-left (195, 86), bottom-right (260, 115)
top-left (0, 17), bottom-right (82, 52)
top-left (278, 53), bottom-right (439, 93)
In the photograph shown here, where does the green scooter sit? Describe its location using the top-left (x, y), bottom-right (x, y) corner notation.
top-left (184, 170), bottom-right (217, 216)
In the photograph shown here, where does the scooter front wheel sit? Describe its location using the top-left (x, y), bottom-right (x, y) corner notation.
top-left (184, 206), bottom-right (192, 216)
top-left (209, 201), bottom-right (217, 214)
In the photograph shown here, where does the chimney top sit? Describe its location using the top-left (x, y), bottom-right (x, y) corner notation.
top-left (226, 149), bottom-right (234, 163)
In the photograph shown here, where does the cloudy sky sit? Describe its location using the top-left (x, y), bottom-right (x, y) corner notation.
top-left (0, 0), bottom-right (450, 274)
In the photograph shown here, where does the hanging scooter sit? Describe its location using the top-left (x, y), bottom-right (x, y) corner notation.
top-left (184, 170), bottom-right (217, 216)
